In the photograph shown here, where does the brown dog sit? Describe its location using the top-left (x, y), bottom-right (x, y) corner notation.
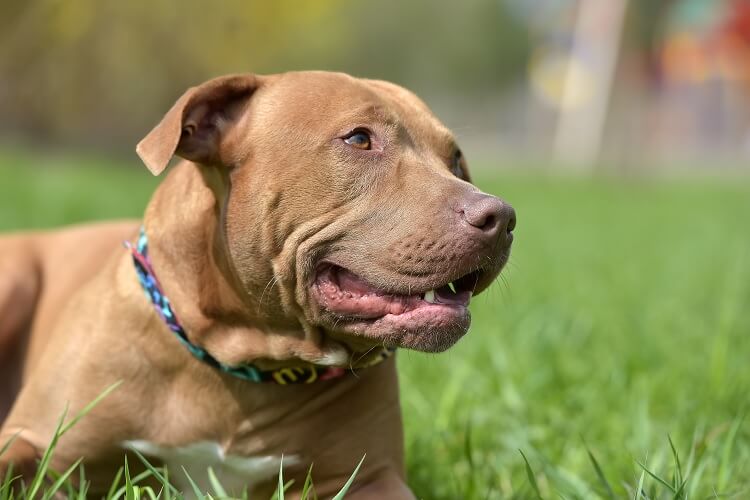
top-left (0, 71), bottom-right (515, 498)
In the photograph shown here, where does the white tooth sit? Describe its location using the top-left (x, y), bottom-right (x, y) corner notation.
top-left (423, 290), bottom-right (436, 303)
top-left (448, 282), bottom-right (457, 294)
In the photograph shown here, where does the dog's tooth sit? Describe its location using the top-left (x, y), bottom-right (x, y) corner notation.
top-left (448, 282), bottom-right (457, 294)
top-left (423, 290), bottom-right (436, 303)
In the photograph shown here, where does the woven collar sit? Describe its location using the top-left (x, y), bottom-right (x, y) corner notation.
top-left (126, 227), bottom-right (394, 384)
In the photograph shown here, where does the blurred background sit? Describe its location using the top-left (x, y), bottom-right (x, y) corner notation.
top-left (2, 0), bottom-right (750, 171)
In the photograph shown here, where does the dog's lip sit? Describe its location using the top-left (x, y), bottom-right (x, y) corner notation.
top-left (311, 264), bottom-right (481, 320)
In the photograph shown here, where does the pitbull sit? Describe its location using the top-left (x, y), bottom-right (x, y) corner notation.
top-left (0, 71), bottom-right (515, 498)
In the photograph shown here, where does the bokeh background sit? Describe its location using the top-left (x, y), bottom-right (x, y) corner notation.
top-left (1, 0), bottom-right (750, 498)
top-left (3, 0), bottom-right (750, 168)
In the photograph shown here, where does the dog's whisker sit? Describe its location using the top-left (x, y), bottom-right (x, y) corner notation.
top-left (352, 345), bottom-right (378, 367)
top-left (257, 275), bottom-right (279, 314)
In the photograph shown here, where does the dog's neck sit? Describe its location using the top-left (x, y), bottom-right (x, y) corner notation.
top-left (141, 161), bottom-right (351, 369)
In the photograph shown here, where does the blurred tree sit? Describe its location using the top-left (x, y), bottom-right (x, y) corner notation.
top-left (329, 0), bottom-right (529, 92)
top-left (0, 0), bottom-right (345, 149)
top-left (0, 0), bottom-right (529, 154)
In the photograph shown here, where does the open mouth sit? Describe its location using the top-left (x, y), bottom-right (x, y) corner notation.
top-left (311, 264), bottom-right (485, 351)
top-left (312, 264), bottom-right (481, 319)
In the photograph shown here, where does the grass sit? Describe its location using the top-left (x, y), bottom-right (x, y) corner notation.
top-left (1, 383), bottom-right (361, 499)
top-left (2, 148), bottom-right (750, 498)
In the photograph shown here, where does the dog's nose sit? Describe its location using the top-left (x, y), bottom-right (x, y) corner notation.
top-left (460, 194), bottom-right (516, 239)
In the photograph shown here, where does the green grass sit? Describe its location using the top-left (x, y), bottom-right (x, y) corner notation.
top-left (1, 382), bottom-right (361, 499)
top-left (2, 149), bottom-right (750, 498)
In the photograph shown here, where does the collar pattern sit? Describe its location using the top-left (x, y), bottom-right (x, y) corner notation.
top-left (126, 227), bottom-right (394, 384)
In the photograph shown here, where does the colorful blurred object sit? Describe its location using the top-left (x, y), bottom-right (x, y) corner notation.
top-left (0, 0), bottom-right (749, 169)
top-left (660, 0), bottom-right (750, 83)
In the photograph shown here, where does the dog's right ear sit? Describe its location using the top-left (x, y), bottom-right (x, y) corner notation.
top-left (136, 74), bottom-right (262, 175)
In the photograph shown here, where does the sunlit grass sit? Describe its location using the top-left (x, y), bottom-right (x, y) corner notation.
top-left (1, 385), bottom-right (362, 499)
top-left (1, 149), bottom-right (749, 498)
top-left (401, 172), bottom-right (750, 498)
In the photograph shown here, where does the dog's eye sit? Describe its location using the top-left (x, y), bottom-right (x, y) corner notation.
top-left (343, 129), bottom-right (372, 150)
top-left (451, 149), bottom-right (465, 178)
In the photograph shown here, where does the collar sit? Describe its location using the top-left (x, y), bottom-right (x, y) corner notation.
top-left (126, 227), bottom-right (394, 384)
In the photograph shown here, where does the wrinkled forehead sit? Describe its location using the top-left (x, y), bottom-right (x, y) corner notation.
top-left (254, 71), bottom-right (455, 145)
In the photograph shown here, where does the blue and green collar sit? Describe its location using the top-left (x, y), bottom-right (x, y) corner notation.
top-left (126, 227), bottom-right (394, 384)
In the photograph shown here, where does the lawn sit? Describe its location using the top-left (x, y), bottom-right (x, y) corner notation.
top-left (1, 148), bottom-right (750, 499)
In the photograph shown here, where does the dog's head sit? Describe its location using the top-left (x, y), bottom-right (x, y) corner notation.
top-left (137, 72), bottom-right (515, 361)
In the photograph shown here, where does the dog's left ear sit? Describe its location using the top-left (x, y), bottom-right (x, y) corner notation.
top-left (136, 74), bottom-right (263, 175)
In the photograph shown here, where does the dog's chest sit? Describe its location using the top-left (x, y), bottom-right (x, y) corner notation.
top-left (125, 440), bottom-right (298, 496)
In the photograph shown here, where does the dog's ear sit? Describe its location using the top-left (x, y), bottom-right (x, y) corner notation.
top-left (136, 74), bottom-right (262, 175)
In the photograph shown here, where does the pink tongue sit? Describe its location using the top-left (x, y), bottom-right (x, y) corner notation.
top-left (435, 285), bottom-right (472, 306)
top-left (317, 267), bottom-right (420, 318)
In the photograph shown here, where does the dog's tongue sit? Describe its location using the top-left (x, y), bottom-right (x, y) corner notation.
top-left (315, 266), bottom-right (421, 318)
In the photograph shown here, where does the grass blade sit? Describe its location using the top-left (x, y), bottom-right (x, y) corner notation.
top-left (332, 454), bottom-right (366, 500)
top-left (25, 405), bottom-right (69, 500)
top-left (717, 416), bottom-right (743, 492)
top-left (300, 463), bottom-right (315, 500)
top-left (673, 478), bottom-right (688, 499)
top-left (124, 456), bottom-right (135, 500)
top-left (668, 434), bottom-right (683, 488)
top-left (106, 466), bottom-right (125, 500)
top-left (142, 487), bottom-right (159, 500)
top-left (42, 457), bottom-right (82, 500)
top-left (585, 443), bottom-right (616, 499)
top-left (111, 470), bottom-right (160, 500)
top-left (180, 466), bottom-right (204, 499)
top-left (519, 450), bottom-right (544, 500)
top-left (636, 460), bottom-right (677, 494)
top-left (207, 467), bottom-right (227, 498)
top-left (163, 467), bottom-right (171, 500)
top-left (633, 468), bottom-right (646, 500)
top-left (276, 455), bottom-right (285, 500)
top-left (0, 461), bottom-right (17, 500)
top-left (131, 449), bottom-right (179, 497)
top-left (0, 433), bottom-right (19, 459)
top-left (76, 463), bottom-right (89, 500)
top-left (25, 382), bottom-right (122, 499)
top-left (463, 421), bottom-right (477, 498)
top-left (60, 381), bottom-right (123, 435)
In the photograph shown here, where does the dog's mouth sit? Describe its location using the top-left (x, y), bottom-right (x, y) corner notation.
top-left (311, 264), bottom-right (486, 351)
top-left (314, 264), bottom-right (480, 317)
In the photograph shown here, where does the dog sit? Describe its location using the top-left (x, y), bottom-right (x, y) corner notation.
top-left (0, 71), bottom-right (515, 498)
